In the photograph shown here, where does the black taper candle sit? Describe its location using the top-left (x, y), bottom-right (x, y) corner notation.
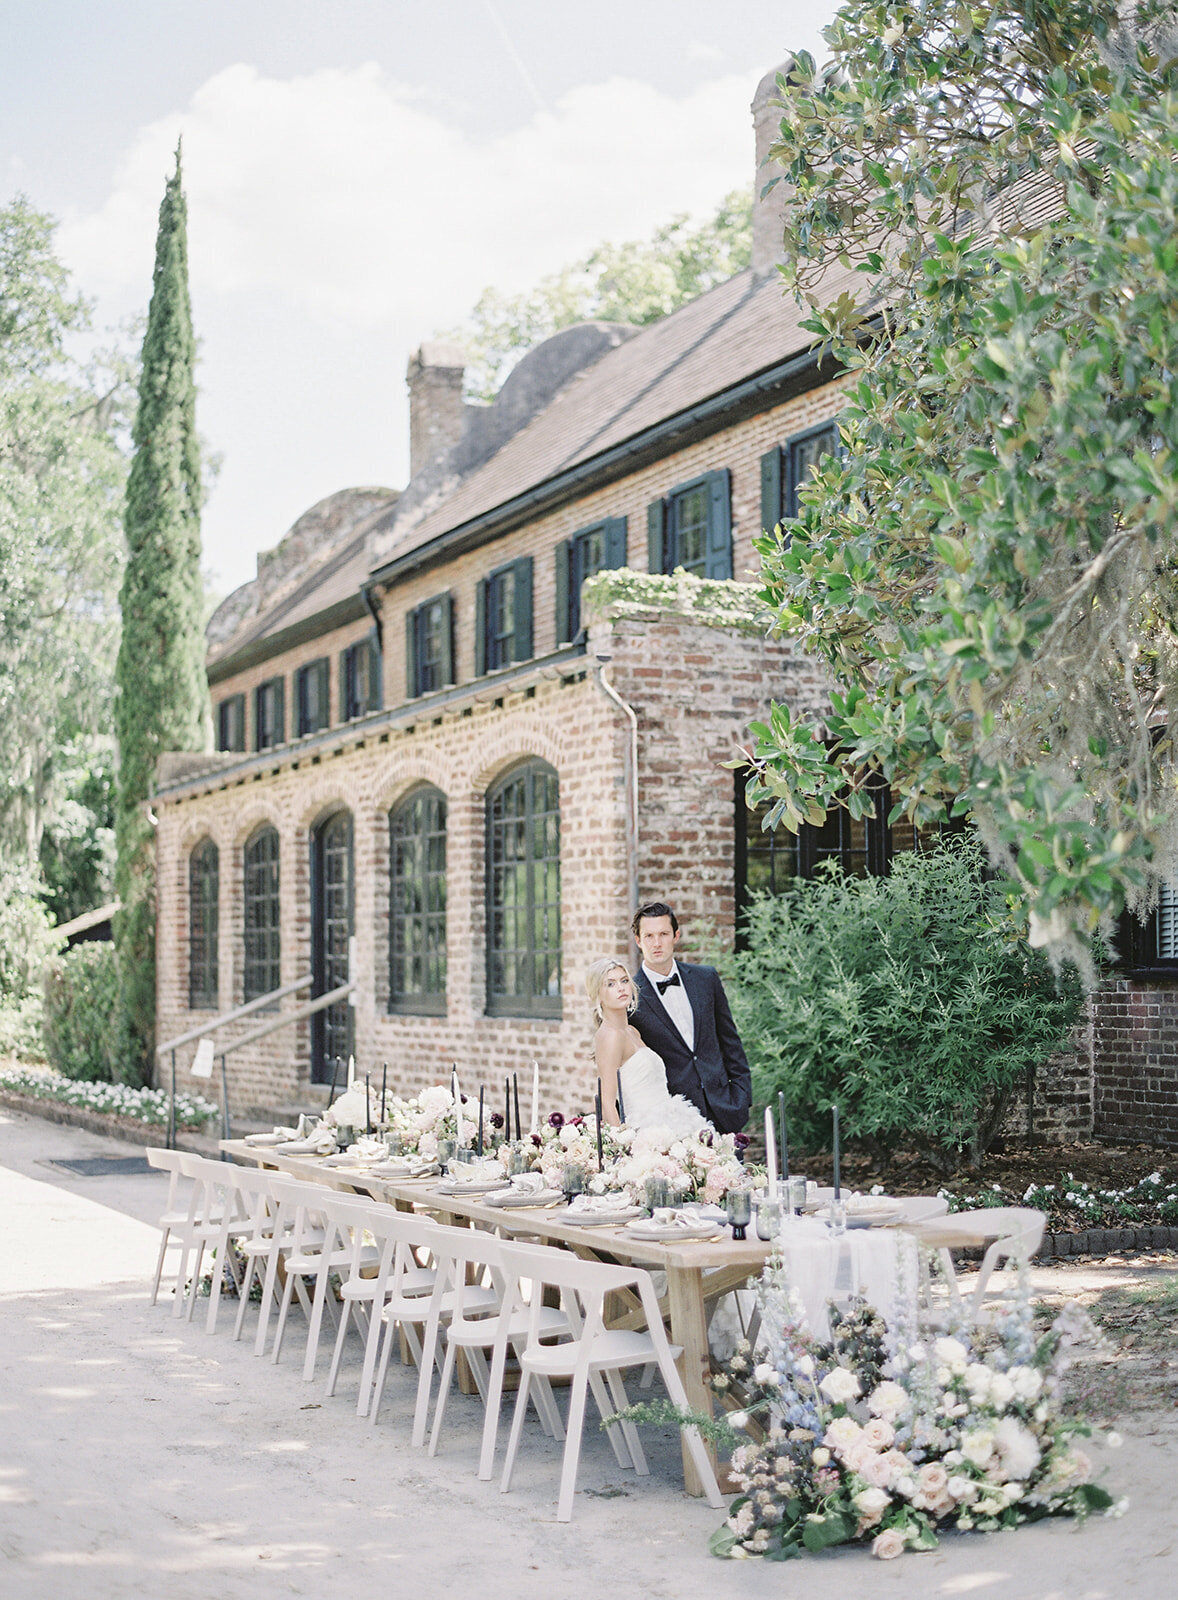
top-left (595, 1078), bottom-right (604, 1170)
top-left (380, 1061), bottom-right (388, 1125)
top-left (505, 1076), bottom-right (512, 1143)
top-left (326, 1054), bottom-right (341, 1108)
top-left (617, 1076), bottom-right (626, 1125)
top-left (365, 1074), bottom-right (372, 1135)
top-left (778, 1089), bottom-right (789, 1183)
top-left (513, 1073), bottom-right (522, 1143)
top-left (832, 1102), bottom-right (841, 1199)
top-left (477, 1084), bottom-right (485, 1155)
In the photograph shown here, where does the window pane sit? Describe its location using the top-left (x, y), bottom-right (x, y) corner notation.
top-left (188, 840), bottom-right (219, 1008)
top-left (671, 485), bottom-right (709, 576)
top-left (486, 571), bottom-right (515, 670)
top-left (787, 425), bottom-right (837, 516)
top-left (243, 827), bottom-right (280, 999)
top-left (390, 788), bottom-right (447, 1005)
top-left (1159, 882), bottom-right (1178, 960)
top-left (487, 761), bottom-right (560, 1011)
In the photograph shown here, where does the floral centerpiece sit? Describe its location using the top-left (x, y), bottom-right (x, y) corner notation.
top-left (499, 1115), bottom-right (747, 1203)
top-left (708, 1251), bottom-right (1121, 1562)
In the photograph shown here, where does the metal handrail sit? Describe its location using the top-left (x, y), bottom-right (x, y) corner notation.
top-left (156, 973), bottom-right (314, 1056)
top-left (217, 980), bottom-right (354, 1056)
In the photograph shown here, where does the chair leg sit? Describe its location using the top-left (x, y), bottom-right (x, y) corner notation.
top-left (556, 1371), bottom-right (590, 1523)
top-left (326, 1299), bottom-right (355, 1397)
top-left (369, 1317), bottom-right (397, 1427)
top-left (302, 1267), bottom-right (334, 1382)
top-left (272, 1267), bottom-right (299, 1364)
top-left (477, 1336), bottom-right (512, 1481)
top-left (655, 1350), bottom-right (724, 1509)
top-left (605, 1369), bottom-right (647, 1475)
top-left (590, 1370), bottom-right (632, 1470)
top-left (234, 1257), bottom-right (260, 1341)
top-left (255, 1246), bottom-right (284, 1357)
top-left (532, 1373), bottom-right (563, 1441)
top-left (427, 1341), bottom-right (458, 1457)
top-left (356, 1295), bottom-right (388, 1418)
top-left (499, 1371), bottom-right (533, 1495)
top-left (150, 1229), bottom-right (171, 1305)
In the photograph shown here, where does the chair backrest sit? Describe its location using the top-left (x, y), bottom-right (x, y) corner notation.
top-left (145, 1146), bottom-right (186, 1214)
top-left (898, 1196), bottom-right (950, 1224)
top-left (497, 1237), bottom-right (663, 1357)
top-left (178, 1152), bottom-right (243, 1227)
top-left (427, 1224), bottom-right (508, 1327)
top-left (937, 1206), bottom-right (1045, 1251)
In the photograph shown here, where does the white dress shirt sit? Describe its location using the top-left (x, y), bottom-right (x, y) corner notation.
top-left (642, 959), bottom-right (694, 1050)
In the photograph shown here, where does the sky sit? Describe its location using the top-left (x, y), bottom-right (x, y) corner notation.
top-left (2, 0), bottom-right (838, 595)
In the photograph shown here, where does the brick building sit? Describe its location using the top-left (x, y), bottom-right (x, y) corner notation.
top-left (151, 64), bottom-right (1178, 1148)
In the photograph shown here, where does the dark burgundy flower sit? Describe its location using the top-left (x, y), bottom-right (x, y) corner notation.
top-left (734, 1132), bottom-right (751, 1151)
top-left (489, 1112), bottom-right (505, 1130)
top-left (569, 1115), bottom-right (585, 1128)
top-left (530, 1132), bottom-right (543, 1147)
top-left (547, 1112), bottom-right (565, 1131)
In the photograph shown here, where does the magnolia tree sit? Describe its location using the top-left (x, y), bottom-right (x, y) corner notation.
top-left (745, 1), bottom-right (1178, 961)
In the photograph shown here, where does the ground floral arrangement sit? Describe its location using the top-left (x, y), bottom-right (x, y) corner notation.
top-left (944, 1173), bottom-right (1178, 1232)
top-left (0, 1062), bottom-right (218, 1129)
top-left (326, 1082), bottom-right (749, 1204)
top-left (705, 1249), bottom-right (1122, 1562)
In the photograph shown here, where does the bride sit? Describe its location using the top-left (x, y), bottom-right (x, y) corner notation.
top-left (586, 956), bottom-right (712, 1137)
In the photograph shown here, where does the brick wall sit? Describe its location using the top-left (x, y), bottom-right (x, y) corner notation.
top-left (1093, 976), bottom-right (1178, 1148)
top-left (155, 604), bottom-right (809, 1120)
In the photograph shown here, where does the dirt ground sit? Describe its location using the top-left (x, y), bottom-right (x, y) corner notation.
top-left (3, 1106), bottom-right (1177, 1600)
top-left (794, 1139), bottom-right (1177, 1196)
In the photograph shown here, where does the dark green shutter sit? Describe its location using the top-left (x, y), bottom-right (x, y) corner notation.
top-left (338, 649), bottom-right (350, 720)
top-left (705, 468), bottom-right (733, 580)
top-left (760, 448), bottom-right (783, 535)
top-left (647, 499), bottom-right (666, 574)
top-left (512, 555), bottom-right (533, 662)
top-left (474, 579), bottom-right (487, 677)
top-left (554, 540), bottom-right (571, 645)
top-left (367, 630), bottom-right (383, 712)
top-left (440, 593), bottom-right (455, 686)
top-left (406, 606), bottom-right (418, 699)
top-left (273, 677), bottom-right (285, 744)
top-left (603, 515), bottom-right (627, 570)
top-left (314, 659), bottom-right (329, 728)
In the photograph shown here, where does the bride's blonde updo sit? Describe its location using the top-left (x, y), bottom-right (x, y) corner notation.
top-left (585, 956), bottom-right (637, 1022)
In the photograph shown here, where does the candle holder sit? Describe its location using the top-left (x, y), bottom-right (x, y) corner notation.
top-left (725, 1185), bottom-right (752, 1240)
top-left (826, 1197), bottom-right (847, 1237)
top-left (336, 1124), bottom-right (356, 1150)
top-left (643, 1175), bottom-right (671, 1215)
top-left (561, 1163), bottom-right (586, 1205)
top-left (386, 1132), bottom-right (404, 1156)
top-left (507, 1142), bottom-right (531, 1176)
top-left (756, 1195), bottom-right (782, 1241)
top-left (436, 1136), bottom-right (456, 1169)
top-left (453, 1145), bottom-right (476, 1165)
top-left (786, 1174), bottom-right (807, 1216)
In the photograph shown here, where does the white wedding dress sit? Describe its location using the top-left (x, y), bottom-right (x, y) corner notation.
top-left (619, 1045), bottom-right (712, 1138)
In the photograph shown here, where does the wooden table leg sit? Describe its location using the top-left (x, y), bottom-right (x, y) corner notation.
top-left (665, 1265), bottom-right (715, 1498)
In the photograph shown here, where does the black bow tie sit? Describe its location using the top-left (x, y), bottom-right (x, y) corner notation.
top-left (655, 972), bottom-right (681, 994)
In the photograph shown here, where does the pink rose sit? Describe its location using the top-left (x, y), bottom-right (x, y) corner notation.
top-left (917, 1462), bottom-right (949, 1496)
top-left (872, 1528), bottom-right (906, 1560)
top-left (862, 1418), bottom-right (895, 1451)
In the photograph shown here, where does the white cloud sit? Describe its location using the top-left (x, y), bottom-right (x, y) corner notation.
top-left (56, 61), bottom-right (766, 588)
top-left (61, 61), bottom-right (760, 329)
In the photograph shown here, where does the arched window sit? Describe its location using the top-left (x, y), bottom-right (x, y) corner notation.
top-left (486, 760), bottom-right (560, 1017)
top-left (243, 825), bottom-right (280, 1001)
top-left (389, 786), bottom-right (447, 1013)
top-left (188, 838), bottom-right (219, 1009)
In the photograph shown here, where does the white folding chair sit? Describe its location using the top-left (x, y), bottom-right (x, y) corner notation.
top-left (907, 1206), bottom-right (1046, 1324)
top-left (497, 1239), bottom-right (724, 1522)
top-left (170, 1153), bottom-right (244, 1323)
top-left (269, 1177), bottom-right (362, 1380)
top-left (424, 1226), bottom-right (566, 1478)
top-left (144, 1147), bottom-right (195, 1307)
top-left (324, 1194), bottom-right (436, 1413)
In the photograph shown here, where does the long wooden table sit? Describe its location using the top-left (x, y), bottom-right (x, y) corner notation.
top-left (221, 1139), bottom-right (768, 1495)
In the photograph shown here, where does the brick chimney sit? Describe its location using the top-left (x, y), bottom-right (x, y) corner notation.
top-left (406, 342), bottom-right (468, 478)
top-left (751, 59), bottom-right (797, 278)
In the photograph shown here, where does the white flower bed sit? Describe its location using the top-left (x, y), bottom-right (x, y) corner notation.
top-left (0, 1063), bottom-right (217, 1128)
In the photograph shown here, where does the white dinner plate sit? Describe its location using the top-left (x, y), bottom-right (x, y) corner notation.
top-left (623, 1219), bottom-right (726, 1241)
top-left (482, 1187), bottom-right (565, 1208)
top-left (557, 1205), bottom-right (643, 1227)
top-left (433, 1178), bottom-right (512, 1196)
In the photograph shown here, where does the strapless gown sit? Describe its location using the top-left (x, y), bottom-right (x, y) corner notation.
top-left (619, 1045), bottom-right (712, 1138)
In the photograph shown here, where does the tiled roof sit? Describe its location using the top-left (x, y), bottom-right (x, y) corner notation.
top-left (372, 262), bottom-right (857, 566)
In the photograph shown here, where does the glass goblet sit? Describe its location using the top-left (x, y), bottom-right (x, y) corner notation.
top-left (725, 1186), bottom-right (752, 1241)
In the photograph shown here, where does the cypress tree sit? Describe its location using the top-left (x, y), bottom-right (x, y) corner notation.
top-left (113, 145), bottom-right (209, 1084)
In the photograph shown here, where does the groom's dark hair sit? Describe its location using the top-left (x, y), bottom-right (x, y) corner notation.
top-left (632, 901), bottom-right (679, 937)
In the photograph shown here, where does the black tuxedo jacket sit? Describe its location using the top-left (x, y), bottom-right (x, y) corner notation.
top-left (631, 962), bottom-right (752, 1135)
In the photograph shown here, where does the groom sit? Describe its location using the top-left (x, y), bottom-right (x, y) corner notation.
top-left (630, 901), bottom-right (751, 1135)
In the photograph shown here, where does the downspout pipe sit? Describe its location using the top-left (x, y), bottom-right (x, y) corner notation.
top-left (360, 580), bottom-right (384, 652)
top-left (594, 652), bottom-right (639, 913)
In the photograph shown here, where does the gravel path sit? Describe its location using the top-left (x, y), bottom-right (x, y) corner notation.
top-left (2, 1106), bottom-right (1175, 1600)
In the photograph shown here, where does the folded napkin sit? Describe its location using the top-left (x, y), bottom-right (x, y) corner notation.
top-left (568, 1193), bottom-right (632, 1214)
top-left (650, 1208), bottom-right (712, 1231)
top-left (508, 1172), bottom-right (547, 1195)
top-left (352, 1135), bottom-right (388, 1160)
top-left (277, 1129), bottom-right (337, 1155)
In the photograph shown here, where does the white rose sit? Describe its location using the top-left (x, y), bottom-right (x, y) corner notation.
top-left (1008, 1366), bottom-right (1043, 1404)
top-left (819, 1366), bottom-right (862, 1405)
top-left (872, 1527), bottom-right (906, 1560)
top-left (727, 1411), bottom-right (749, 1431)
top-left (753, 1363), bottom-right (781, 1387)
top-left (824, 1416), bottom-right (862, 1453)
top-left (934, 1337), bottom-right (969, 1375)
top-left (961, 1430), bottom-right (995, 1470)
top-left (853, 1486), bottom-right (890, 1518)
top-left (795, 1353), bottom-right (815, 1378)
top-left (947, 1475), bottom-right (977, 1503)
top-left (868, 1381), bottom-right (910, 1421)
top-left (811, 1447), bottom-right (831, 1467)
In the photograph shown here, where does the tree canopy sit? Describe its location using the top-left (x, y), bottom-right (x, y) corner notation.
top-left (0, 197), bottom-right (130, 998)
top-left (744, 0), bottom-right (1178, 963)
top-left (440, 188), bottom-right (752, 401)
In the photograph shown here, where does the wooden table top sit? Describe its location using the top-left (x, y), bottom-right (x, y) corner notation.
top-left (220, 1139), bottom-right (772, 1273)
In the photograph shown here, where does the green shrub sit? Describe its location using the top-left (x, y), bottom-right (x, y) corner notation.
top-left (724, 838), bottom-right (1084, 1171)
top-left (0, 993), bottom-right (46, 1061)
top-left (41, 942), bottom-right (122, 1082)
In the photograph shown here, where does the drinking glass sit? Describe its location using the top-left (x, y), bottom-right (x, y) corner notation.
top-left (786, 1174), bottom-right (807, 1216)
top-left (386, 1132), bottom-right (404, 1157)
top-left (725, 1186), bottom-right (752, 1240)
top-left (826, 1197), bottom-right (847, 1237)
top-left (562, 1163), bottom-right (586, 1204)
top-left (507, 1143), bottom-right (531, 1176)
top-left (756, 1196), bottom-right (782, 1241)
top-left (644, 1175), bottom-right (671, 1214)
top-left (436, 1137), bottom-right (456, 1169)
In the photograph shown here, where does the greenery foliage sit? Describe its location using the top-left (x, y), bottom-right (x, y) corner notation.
top-left (0, 197), bottom-right (130, 998)
top-left (743, 2), bottom-right (1178, 960)
top-left (114, 147), bottom-right (210, 1085)
top-left (0, 1059), bottom-right (217, 1128)
top-left (440, 187), bottom-right (752, 400)
top-left (581, 566), bottom-right (774, 635)
top-left (724, 839), bottom-right (1083, 1170)
top-left (41, 942), bottom-right (121, 1082)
